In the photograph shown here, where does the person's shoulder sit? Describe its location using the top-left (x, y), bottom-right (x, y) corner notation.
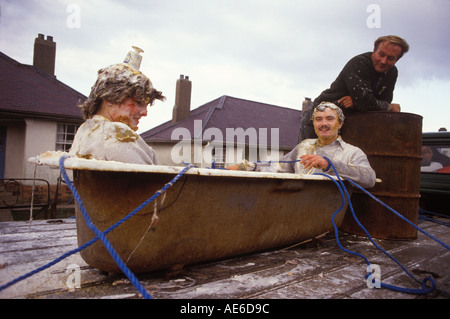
top-left (348, 52), bottom-right (372, 63)
top-left (295, 139), bottom-right (317, 154)
top-left (341, 52), bottom-right (373, 72)
top-left (96, 119), bottom-right (140, 143)
top-left (301, 138), bottom-right (317, 144)
top-left (298, 138), bottom-right (317, 148)
top-left (337, 137), bottom-right (364, 152)
top-left (111, 122), bottom-right (140, 143)
top-left (336, 135), bottom-right (361, 150)
top-left (349, 52), bottom-right (398, 76)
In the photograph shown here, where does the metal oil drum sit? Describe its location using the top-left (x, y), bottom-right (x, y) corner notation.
top-left (340, 112), bottom-right (422, 239)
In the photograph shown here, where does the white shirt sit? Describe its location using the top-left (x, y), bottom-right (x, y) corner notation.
top-left (240, 136), bottom-right (376, 188)
top-left (69, 115), bottom-right (157, 165)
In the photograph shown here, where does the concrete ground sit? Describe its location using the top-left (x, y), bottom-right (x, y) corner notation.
top-left (0, 214), bottom-right (448, 302)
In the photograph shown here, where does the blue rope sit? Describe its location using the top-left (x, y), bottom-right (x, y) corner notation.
top-left (2, 156), bottom-right (447, 296)
top-left (59, 155), bottom-right (155, 299)
top-left (215, 157), bottom-right (446, 294)
top-left (346, 179), bottom-right (450, 251)
top-left (0, 156), bottom-right (193, 297)
top-left (316, 156), bottom-right (442, 294)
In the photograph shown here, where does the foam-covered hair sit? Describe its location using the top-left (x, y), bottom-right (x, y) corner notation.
top-left (78, 63), bottom-right (165, 119)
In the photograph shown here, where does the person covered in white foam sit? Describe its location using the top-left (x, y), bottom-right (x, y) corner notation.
top-left (228, 102), bottom-right (377, 188)
top-left (69, 51), bottom-right (165, 165)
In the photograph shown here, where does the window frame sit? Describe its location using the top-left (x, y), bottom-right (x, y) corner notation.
top-left (55, 123), bottom-right (79, 152)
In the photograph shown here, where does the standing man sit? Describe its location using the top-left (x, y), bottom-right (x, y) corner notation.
top-left (299, 35), bottom-right (409, 142)
top-left (229, 102), bottom-right (376, 188)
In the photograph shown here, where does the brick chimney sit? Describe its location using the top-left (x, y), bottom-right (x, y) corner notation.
top-left (33, 34), bottom-right (56, 76)
top-left (172, 75), bottom-right (192, 123)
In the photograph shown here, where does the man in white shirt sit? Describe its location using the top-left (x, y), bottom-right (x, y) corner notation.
top-left (69, 63), bottom-right (165, 164)
top-left (230, 102), bottom-right (376, 188)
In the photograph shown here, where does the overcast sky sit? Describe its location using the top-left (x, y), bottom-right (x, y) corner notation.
top-left (1, 0), bottom-right (449, 133)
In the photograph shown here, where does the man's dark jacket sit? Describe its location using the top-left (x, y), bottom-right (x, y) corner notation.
top-left (313, 52), bottom-right (398, 113)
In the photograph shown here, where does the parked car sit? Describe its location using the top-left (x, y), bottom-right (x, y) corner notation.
top-left (420, 131), bottom-right (450, 215)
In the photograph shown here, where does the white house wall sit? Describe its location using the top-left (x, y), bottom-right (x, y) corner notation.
top-left (4, 121), bottom-right (25, 179)
top-left (23, 119), bottom-right (65, 185)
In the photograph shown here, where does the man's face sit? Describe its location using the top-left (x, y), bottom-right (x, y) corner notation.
top-left (371, 41), bottom-right (403, 73)
top-left (313, 108), bottom-right (343, 145)
top-left (109, 98), bottom-right (148, 131)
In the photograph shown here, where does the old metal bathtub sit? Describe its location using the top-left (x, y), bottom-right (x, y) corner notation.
top-left (31, 152), bottom-right (350, 273)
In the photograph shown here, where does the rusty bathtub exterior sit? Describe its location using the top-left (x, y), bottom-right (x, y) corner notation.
top-left (32, 154), bottom-right (350, 273)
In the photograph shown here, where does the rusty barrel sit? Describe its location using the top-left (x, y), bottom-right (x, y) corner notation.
top-left (340, 112), bottom-right (422, 239)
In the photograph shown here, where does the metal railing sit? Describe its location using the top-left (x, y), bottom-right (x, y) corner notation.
top-left (0, 178), bottom-right (51, 219)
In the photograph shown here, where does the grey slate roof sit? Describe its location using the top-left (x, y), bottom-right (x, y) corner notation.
top-left (141, 95), bottom-right (302, 149)
top-left (0, 51), bottom-right (86, 121)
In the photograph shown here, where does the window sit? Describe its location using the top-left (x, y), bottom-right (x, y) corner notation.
top-left (56, 123), bottom-right (79, 152)
top-left (212, 146), bottom-right (226, 168)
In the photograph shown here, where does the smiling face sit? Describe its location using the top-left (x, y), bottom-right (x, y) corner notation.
top-left (106, 98), bottom-right (148, 131)
top-left (371, 41), bottom-right (403, 73)
top-left (313, 107), bottom-right (343, 145)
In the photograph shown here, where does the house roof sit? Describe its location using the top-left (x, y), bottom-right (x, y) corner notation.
top-left (141, 95), bottom-right (302, 149)
top-left (0, 51), bottom-right (86, 122)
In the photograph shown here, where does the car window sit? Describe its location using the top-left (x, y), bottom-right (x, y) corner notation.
top-left (421, 145), bottom-right (450, 173)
